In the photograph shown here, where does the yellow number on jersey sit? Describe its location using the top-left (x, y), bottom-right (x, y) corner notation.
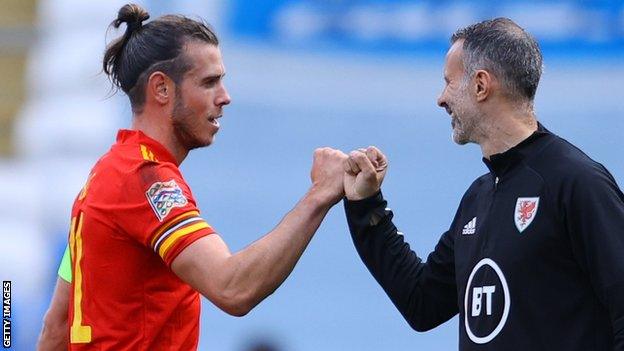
top-left (69, 212), bottom-right (92, 343)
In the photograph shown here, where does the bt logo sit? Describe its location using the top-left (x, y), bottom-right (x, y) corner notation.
top-left (464, 258), bottom-right (510, 344)
top-left (471, 285), bottom-right (496, 317)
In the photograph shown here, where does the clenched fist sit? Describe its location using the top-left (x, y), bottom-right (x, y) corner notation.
top-left (343, 146), bottom-right (388, 201)
top-left (310, 147), bottom-right (349, 206)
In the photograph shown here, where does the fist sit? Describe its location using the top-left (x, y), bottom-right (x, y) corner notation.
top-left (310, 147), bottom-right (349, 205)
top-left (343, 146), bottom-right (388, 201)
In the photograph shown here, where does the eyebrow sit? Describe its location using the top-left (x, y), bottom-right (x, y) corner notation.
top-left (201, 73), bottom-right (226, 83)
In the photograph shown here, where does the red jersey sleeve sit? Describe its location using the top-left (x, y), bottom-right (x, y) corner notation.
top-left (114, 161), bottom-right (215, 266)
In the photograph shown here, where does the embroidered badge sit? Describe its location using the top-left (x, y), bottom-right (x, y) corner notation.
top-left (146, 179), bottom-right (188, 221)
top-left (514, 197), bottom-right (539, 233)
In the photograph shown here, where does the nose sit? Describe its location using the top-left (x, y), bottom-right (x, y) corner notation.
top-left (437, 92), bottom-right (447, 109)
top-left (216, 83), bottom-right (231, 107)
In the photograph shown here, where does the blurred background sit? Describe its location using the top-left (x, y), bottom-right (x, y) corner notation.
top-left (0, 0), bottom-right (622, 350)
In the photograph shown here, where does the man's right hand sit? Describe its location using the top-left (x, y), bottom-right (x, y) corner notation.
top-left (343, 146), bottom-right (388, 201)
top-left (310, 147), bottom-right (349, 206)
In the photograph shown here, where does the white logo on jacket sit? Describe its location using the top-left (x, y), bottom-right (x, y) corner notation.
top-left (514, 197), bottom-right (539, 233)
top-left (464, 258), bottom-right (511, 344)
top-left (462, 217), bottom-right (477, 235)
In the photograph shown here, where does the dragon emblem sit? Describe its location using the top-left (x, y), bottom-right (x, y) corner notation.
top-left (514, 197), bottom-right (539, 233)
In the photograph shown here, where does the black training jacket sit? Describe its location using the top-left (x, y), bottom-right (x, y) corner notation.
top-left (344, 124), bottom-right (624, 350)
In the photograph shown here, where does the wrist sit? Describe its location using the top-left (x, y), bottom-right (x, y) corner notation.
top-left (306, 184), bottom-right (338, 209)
top-left (346, 185), bottom-right (381, 201)
top-left (343, 190), bottom-right (388, 227)
top-left (345, 190), bottom-right (383, 204)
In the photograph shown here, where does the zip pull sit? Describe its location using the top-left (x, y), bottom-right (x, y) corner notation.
top-left (495, 177), bottom-right (500, 188)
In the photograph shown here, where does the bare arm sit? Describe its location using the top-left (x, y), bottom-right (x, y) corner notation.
top-left (37, 277), bottom-right (70, 351)
top-left (171, 148), bottom-right (346, 316)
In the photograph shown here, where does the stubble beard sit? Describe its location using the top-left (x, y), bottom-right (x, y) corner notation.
top-left (452, 113), bottom-right (474, 145)
top-left (172, 94), bottom-right (210, 151)
top-left (451, 87), bottom-right (480, 145)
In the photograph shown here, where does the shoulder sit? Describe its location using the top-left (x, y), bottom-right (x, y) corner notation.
top-left (92, 144), bottom-right (191, 202)
top-left (528, 134), bottom-right (615, 184)
top-left (110, 142), bottom-right (188, 190)
top-left (528, 135), bottom-right (621, 203)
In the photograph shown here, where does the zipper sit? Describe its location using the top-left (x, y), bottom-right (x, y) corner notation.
top-left (480, 176), bottom-right (499, 254)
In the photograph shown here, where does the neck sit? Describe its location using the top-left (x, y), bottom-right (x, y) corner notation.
top-left (479, 105), bottom-right (538, 159)
top-left (131, 113), bottom-right (189, 165)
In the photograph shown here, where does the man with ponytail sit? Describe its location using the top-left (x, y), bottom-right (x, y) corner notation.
top-left (37, 4), bottom-right (348, 350)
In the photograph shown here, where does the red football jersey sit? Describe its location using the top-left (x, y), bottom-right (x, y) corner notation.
top-left (67, 129), bottom-right (215, 350)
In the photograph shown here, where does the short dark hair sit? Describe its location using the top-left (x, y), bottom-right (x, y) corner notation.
top-left (451, 18), bottom-right (543, 102)
top-left (103, 4), bottom-right (219, 112)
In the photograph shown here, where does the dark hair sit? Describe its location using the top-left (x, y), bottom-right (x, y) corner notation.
top-left (451, 18), bottom-right (543, 102)
top-left (103, 4), bottom-right (219, 112)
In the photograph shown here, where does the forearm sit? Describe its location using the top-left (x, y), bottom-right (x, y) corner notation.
top-left (345, 192), bottom-right (457, 331)
top-left (37, 322), bottom-right (67, 351)
top-left (37, 278), bottom-right (69, 351)
top-left (346, 194), bottom-right (426, 327)
top-left (222, 186), bottom-right (332, 311)
top-left (173, 147), bottom-right (347, 316)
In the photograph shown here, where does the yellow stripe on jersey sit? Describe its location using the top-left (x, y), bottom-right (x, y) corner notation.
top-left (150, 210), bottom-right (200, 248)
top-left (140, 144), bottom-right (158, 162)
top-left (158, 221), bottom-right (211, 259)
top-left (70, 212), bottom-right (92, 343)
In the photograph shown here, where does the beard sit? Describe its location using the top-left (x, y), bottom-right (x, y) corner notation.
top-left (171, 93), bottom-right (211, 151)
top-left (451, 113), bottom-right (475, 145)
top-left (450, 86), bottom-right (481, 145)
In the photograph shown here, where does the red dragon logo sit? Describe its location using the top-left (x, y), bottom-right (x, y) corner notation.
top-left (515, 197), bottom-right (539, 233)
top-left (517, 201), bottom-right (537, 224)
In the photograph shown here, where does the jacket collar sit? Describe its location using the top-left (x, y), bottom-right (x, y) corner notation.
top-left (482, 122), bottom-right (551, 178)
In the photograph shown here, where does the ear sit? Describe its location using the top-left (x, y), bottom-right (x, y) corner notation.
top-left (147, 71), bottom-right (174, 105)
top-left (474, 70), bottom-right (491, 102)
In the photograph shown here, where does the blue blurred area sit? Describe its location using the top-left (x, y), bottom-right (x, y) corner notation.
top-left (228, 0), bottom-right (624, 57)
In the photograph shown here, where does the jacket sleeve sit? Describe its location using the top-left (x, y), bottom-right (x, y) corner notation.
top-left (344, 191), bottom-right (458, 331)
top-left (565, 165), bottom-right (624, 350)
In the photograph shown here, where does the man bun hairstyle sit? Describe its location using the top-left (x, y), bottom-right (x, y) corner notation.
top-left (451, 18), bottom-right (543, 103)
top-left (113, 4), bottom-right (149, 33)
top-left (103, 3), bottom-right (219, 112)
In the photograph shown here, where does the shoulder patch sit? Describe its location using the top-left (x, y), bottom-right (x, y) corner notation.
top-left (146, 179), bottom-right (188, 221)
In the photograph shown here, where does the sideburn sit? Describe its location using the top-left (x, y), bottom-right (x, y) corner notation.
top-left (171, 90), bottom-right (204, 150)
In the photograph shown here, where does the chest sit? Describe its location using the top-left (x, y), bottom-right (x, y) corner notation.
top-left (454, 171), bottom-right (569, 275)
top-left (452, 170), bottom-right (580, 345)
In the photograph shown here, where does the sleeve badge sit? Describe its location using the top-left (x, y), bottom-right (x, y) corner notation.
top-left (146, 179), bottom-right (189, 221)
